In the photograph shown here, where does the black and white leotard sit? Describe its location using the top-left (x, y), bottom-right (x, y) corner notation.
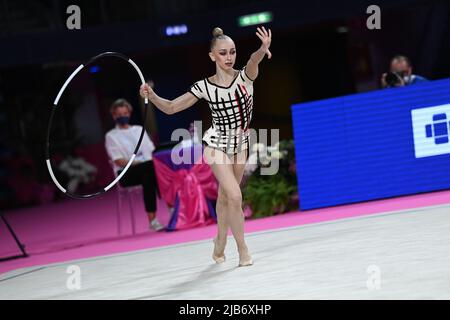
top-left (188, 66), bottom-right (255, 154)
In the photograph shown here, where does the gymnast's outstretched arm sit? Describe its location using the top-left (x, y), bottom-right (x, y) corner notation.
top-left (245, 26), bottom-right (272, 81)
top-left (139, 84), bottom-right (198, 115)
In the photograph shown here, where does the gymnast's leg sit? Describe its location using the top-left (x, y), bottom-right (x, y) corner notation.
top-left (215, 186), bottom-right (228, 249)
top-left (204, 146), bottom-right (252, 266)
top-left (214, 153), bottom-right (248, 261)
top-left (230, 147), bottom-right (252, 266)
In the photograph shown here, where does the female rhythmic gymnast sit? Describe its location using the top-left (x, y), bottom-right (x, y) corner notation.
top-left (140, 26), bottom-right (272, 267)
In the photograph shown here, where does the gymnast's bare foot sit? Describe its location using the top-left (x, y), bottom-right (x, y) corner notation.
top-left (238, 246), bottom-right (253, 267)
top-left (212, 237), bottom-right (226, 263)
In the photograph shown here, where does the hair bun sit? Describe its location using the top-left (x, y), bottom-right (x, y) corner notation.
top-left (212, 27), bottom-right (224, 37)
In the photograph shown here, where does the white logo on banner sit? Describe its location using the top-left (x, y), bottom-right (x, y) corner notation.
top-left (411, 104), bottom-right (450, 158)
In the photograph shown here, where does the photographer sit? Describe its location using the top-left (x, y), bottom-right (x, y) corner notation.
top-left (381, 55), bottom-right (428, 88)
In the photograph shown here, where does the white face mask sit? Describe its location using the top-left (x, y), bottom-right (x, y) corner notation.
top-left (403, 75), bottom-right (412, 84)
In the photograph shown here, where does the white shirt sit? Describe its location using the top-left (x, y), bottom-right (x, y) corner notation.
top-left (105, 125), bottom-right (155, 174)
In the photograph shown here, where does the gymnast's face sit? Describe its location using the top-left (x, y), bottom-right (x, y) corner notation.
top-left (209, 38), bottom-right (236, 70)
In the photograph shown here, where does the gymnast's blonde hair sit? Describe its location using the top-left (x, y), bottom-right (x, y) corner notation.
top-left (210, 27), bottom-right (231, 50)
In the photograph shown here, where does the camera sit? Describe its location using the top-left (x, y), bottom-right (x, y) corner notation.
top-left (385, 71), bottom-right (405, 87)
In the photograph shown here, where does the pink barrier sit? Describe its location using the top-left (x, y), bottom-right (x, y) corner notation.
top-left (153, 157), bottom-right (218, 230)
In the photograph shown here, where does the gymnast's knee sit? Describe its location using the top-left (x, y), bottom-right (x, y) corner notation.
top-left (224, 190), bottom-right (242, 208)
top-left (217, 194), bottom-right (227, 207)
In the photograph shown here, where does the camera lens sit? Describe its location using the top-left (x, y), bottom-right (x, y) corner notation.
top-left (385, 72), bottom-right (402, 87)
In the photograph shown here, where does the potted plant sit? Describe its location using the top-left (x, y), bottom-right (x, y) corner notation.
top-left (242, 140), bottom-right (298, 218)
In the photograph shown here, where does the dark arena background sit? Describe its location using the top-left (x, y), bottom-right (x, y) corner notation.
top-left (0, 0), bottom-right (450, 304)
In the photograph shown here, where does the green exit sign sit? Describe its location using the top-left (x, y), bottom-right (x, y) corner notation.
top-left (238, 12), bottom-right (273, 27)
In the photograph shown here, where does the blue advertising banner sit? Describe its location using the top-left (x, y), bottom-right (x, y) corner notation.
top-left (291, 79), bottom-right (450, 210)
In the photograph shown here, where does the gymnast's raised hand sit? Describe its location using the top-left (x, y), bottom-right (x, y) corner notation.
top-left (256, 26), bottom-right (272, 59)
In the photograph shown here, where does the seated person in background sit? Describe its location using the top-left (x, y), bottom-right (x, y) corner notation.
top-left (381, 55), bottom-right (428, 88)
top-left (105, 98), bottom-right (164, 231)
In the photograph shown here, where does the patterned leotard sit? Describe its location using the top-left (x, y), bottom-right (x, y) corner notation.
top-left (188, 66), bottom-right (254, 154)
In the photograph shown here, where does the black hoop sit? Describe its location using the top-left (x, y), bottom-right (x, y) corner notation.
top-left (45, 52), bottom-right (149, 199)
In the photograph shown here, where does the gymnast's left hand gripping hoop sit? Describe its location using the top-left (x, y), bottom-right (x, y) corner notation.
top-left (45, 52), bottom-right (149, 199)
